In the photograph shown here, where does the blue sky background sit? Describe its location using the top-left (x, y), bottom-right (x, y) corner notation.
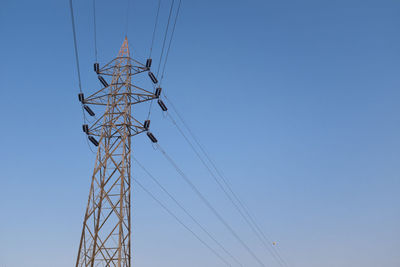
top-left (0, 0), bottom-right (399, 266)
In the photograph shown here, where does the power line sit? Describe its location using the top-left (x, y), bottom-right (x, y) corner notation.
top-left (232, 193), bottom-right (289, 267)
top-left (149, 0), bottom-right (161, 58)
top-left (134, 157), bottom-right (244, 266)
top-left (147, 0), bottom-right (177, 120)
top-left (154, 143), bottom-right (266, 267)
top-left (92, 0), bottom-right (98, 62)
top-left (159, 0), bottom-right (182, 86)
top-left (69, 0), bottom-right (96, 154)
top-left (165, 111), bottom-right (288, 267)
top-left (155, 0), bottom-right (175, 78)
top-left (134, 178), bottom-right (232, 266)
top-left (69, 0), bottom-right (82, 93)
top-left (168, 93), bottom-right (290, 266)
top-left (163, 94), bottom-right (290, 266)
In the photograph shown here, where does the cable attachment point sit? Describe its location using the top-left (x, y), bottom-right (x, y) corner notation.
top-left (147, 132), bottom-right (158, 143)
top-left (155, 87), bottom-right (162, 98)
top-left (82, 124), bottom-right (89, 134)
top-left (98, 75), bottom-right (109, 87)
top-left (146, 58), bottom-right (152, 69)
top-left (148, 72), bottom-right (158, 84)
top-left (78, 92), bottom-right (84, 103)
top-left (94, 63), bottom-right (100, 74)
top-left (158, 99), bottom-right (168, 111)
top-left (88, 136), bottom-right (99, 146)
top-left (83, 105), bottom-right (95, 116)
top-left (144, 120), bottom-right (150, 130)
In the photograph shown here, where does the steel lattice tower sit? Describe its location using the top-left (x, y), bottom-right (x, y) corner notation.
top-left (76, 38), bottom-right (158, 267)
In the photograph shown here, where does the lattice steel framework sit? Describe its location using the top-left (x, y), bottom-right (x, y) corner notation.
top-left (76, 38), bottom-right (157, 267)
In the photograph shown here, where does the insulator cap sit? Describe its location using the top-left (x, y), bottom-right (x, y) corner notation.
top-left (147, 132), bottom-right (158, 143)
top-left (82, 124), bottom-right (89, 134)
top-left (94, 63), bottom-right (99, 73)
top-left (98, 75), bottom-right (109, 87)
top-left (148, 72), bottom-right (158, 84)
top-left (155, 87), bottom-right (162, 98)
top-left (84, 105), bottom-right (95, 116)
top-left (146, 58), bottom-right (152, 69)
top-left (144, 120), bottom-right (150, 130)
top-left (158, 99), bottom-right (168, 111)
top-left (88, 136), bottom-right (99, 146)
top-left (78, 92), bottom-right (84, 103)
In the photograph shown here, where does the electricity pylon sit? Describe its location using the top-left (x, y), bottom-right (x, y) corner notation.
top-left (76, 37), bottom-right (158, 267)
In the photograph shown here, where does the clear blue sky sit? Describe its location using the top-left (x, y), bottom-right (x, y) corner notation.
top-left (0, 0), bottom-right (399, 266)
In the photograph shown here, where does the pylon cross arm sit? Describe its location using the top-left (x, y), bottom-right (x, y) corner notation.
top-left (85, 111), bottom-right (148, 138)
top-left (84, 91), bottom-right (157, 106)
top-left (98, 57), bottom-right (148, 76)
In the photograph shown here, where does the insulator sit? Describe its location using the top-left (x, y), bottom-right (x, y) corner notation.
top-left (158, 99), bottom-right (168, 111)
top-left (82, 124), bottom-right (89, 134)
top-left (98, 75), bottom-right (109, 87)
top-left (144, 120), bottom-right (150, 130)
top-left (88, 136), bottom-right (99, 146)
top-left (84, 105), bottom-right (95, 116)
top-left (147, 132), bottom-right (158, 143)
top-left (78, 92), bottom-right (84, 102)
top-left (155, 87), bottom-right (162, 98)
top-left (146, 58), bottom-right (152, 68)
top-left (148, 72), bottom-right (158, 84)
top-left (94, 63), bottom-right (99, 73)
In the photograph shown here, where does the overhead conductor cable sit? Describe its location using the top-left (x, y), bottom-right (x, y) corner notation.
top-left (147, 0), bottom-right (177, 120)
top-left (134, 157), bottom-right (244, 267)
top-left (163, 95), bottom-right (290, 267)
top-left (165, 111), bottom-right (288, 267)
top-left (134, 178), bottom-right (232, 266)
top-left (155, 143), bottom-right (266, 267)
top-left (69, 0), bottom-right (96, 153)
top-left (148, 0), bottom-right (161, 59)
top-left (92, 0), bottom-right (98, 62)
top-left (159, 0), bottom-right (182, 86)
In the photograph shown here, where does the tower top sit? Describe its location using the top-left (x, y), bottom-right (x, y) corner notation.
top-left (118, 36), bottom-right (130, 57)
